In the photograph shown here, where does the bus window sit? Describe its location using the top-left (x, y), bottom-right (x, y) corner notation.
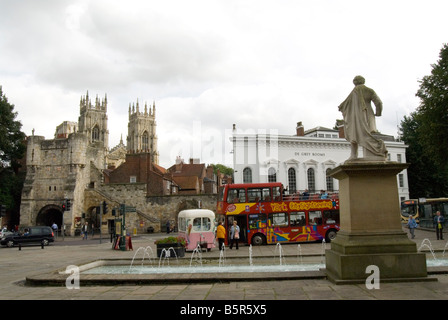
top-left (273, 186), bottom-right (281, 201)
top-left (323, 210), bottom-right (339, 224)
top-left (249, 214), bottom-right (267, 229)
top-left (248, 187), bottom-right (271, 202)
top-left (248, 188), bottom-right (261, 202)
top-left (269, 212), bottom-right (288, 227)
top-left (227, 188), bottom-right (246, 203)
top-left (290, 212), bottom-right (306, 226)
top-left (309, 211), bottom-right (322, 225)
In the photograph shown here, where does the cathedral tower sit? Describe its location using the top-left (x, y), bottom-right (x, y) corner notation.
top-left (127, 100), bottom-right (159, 164)
top-left (78, 91), bottom-right (109, 148)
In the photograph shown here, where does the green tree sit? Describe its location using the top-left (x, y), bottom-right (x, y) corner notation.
top-left (209, 163), bottom-right (234, 176)
top-left (400, 113), bottom-right (448, 198)
top-left (400, 43), bottom-right (448, 198)
top-left (415, 43), bottom-right (448, 172)
top-left (0, 86), bottom-right (26, 225)
top-left (0, 86), bottom-right (26, 173)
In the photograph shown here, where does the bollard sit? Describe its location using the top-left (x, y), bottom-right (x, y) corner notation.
top-left (41, 242), bottom-right (44, 249)
top-left (18, 243), bottom-right (21, 251)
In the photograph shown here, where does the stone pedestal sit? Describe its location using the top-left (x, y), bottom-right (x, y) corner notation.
top-left (325, 161), bottom-right (429, 284)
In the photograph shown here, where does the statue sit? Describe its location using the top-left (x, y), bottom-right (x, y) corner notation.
top-left (338, 75), bottom-right (387, 160)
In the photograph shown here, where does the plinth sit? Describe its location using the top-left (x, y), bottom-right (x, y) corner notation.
top-left (325, 160), bottom-right (429, 284)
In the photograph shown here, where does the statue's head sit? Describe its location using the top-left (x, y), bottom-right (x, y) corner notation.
top-left (353, 75), bottom-right (365, 85)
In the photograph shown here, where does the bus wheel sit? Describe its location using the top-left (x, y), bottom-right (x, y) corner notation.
top-left (251, 234), bottom-right (265, 246)
top-left (325, 229), bottom-right (338, 242)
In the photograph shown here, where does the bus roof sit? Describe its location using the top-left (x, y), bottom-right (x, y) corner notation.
top-left (223, 182), bottom-right (283, 189)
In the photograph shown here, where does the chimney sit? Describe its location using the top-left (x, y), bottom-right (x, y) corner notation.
top-left (336, 119), bottom-right (345, 138)
top-left (296, 122), bottom-right (304, 136)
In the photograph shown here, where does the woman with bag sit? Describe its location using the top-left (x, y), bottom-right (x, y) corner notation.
top-left (229, 220), bottom-right (240, 250)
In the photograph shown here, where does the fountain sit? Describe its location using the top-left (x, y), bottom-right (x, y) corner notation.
top-left (189, 244), bottom-right (203, 267)
top-left (274, 243), bottom-right (286, 265)
top-left (219, 245), bottom-right (226, 267)
top-left (418, 238), bottom-right (437, 260)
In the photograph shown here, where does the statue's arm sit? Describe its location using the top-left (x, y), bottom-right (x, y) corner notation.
top-left (371, 91), bottom-right (383, 116)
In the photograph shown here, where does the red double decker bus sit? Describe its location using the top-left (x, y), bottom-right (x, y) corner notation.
top-left (217, 183), bottom-right (340, 245)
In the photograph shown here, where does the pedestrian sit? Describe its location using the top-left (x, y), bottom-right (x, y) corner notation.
top-left (407, 215), bottom-right (417, 239)
top-left (166, 220), bottom-right (171, 234)
top-left (216, 221), bottom-right (226, 250)
top-left (229, 220), bottom-right (240, 250)
top-left (82, 222), bottom-right (88, 240)
top-left (434, 211), bottom-right (444, 240)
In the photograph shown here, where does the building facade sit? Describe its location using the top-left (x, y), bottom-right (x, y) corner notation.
top-left (232, 122), bottom-right (410, 201)
top-left (19, 92), bottom-right (168, 235)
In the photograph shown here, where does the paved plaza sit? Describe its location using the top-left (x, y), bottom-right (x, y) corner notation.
top-left (1, 227), bottom-right (448, 301)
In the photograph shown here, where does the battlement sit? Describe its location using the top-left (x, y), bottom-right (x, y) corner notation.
top-left (80, 91), bottom-right (107, 112)
top-left (129, 100), bottom-right (155, 119)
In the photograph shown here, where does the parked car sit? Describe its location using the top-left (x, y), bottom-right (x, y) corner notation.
top-left (1, 226), bottom-right (55, 247)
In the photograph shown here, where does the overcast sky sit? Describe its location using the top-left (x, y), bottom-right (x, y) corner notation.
top-left (1, 0), bottom-right (447, 168)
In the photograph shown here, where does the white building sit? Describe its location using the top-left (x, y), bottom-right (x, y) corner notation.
top-left (231, 122), bottom-right (409, 202)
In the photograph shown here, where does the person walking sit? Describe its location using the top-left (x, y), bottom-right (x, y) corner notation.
top-left (229, 220), bottom-right (240, 250)
top-left (407, 215), bottom-right (417, 239)
top-left (434, 211), bottom-right (444, 240)
top-left (216, 221), bottom-right (226, 251)
top-left (82, 222), bottom-right (88, 240)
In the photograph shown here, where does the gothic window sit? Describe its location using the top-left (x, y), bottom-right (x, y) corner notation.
top-left (268, 167), bottom-right (276, 182)
top-left (142, 131), bottom-right (149, 151)
top-left (243, 167), bottom-right (252, 183)
top-left (288, 168), bottom-right (296, 194)
top-left (92, 126), bottom-right (100, 141)
top-left (326, 168), bottom-right (334, 192)
top-left (307, 168), bottom-right (315, 193)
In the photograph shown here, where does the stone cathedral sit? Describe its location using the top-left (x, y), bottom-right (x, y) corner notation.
top-left (19, 91), bottom-right (161, 235)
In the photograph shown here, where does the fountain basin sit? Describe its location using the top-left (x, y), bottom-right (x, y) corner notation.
top-left (25, 257), bottom-right (327, 286)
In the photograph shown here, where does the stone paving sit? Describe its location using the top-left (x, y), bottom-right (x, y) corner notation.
top-left (1, 227), bottom-right (448, 301)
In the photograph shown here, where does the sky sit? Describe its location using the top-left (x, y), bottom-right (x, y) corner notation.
top-left (1, 0), bottom-right (447, 168)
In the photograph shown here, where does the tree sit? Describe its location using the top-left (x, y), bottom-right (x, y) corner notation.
top-left (0, 86), bottom-right (26, 226)
top-left (209, 163), bottom-right (234, 176)
top-left (415, 43), bottom-right (448, 172)
top-left (400, 43), bottom-right (448, 198)
top-left (400, 113), bottom-right (448, 198)
top-left (0, 86), bottom-right (26, 173)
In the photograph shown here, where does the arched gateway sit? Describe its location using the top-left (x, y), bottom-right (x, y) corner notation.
top-left (36, 204), bottom-right (63, 227)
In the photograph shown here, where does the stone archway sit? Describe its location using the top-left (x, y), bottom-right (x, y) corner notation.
top-left (36, 204), bottom-right (63, 227)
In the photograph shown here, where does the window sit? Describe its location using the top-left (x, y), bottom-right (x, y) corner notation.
top-left (243, 167), bottom-right (252, 183)
top-left (307, 168), bottom-right (315, 193)
top-left (247, 187), bottom-right (271, 202)
top-left (269, 212), bottom-right (288, 227)
top-left (130, 176), bottom-right (137, 183)
top-left (272, 186), bottom-right (281, 201)
top-left (248, 214), bottom-right (267, 229)
top-left (288, 168), bottom-right (296, 194)
top-left (397, 154), bottom-right (402, 163)
top-left (309, 211), bottom-right (322, 225)
top-left (227, 188), bottom-right (246, 203)
top-left (268, 167), bottom-right (276, 182)
top-left (290, 212), bottom-right (306, 226)
top-left (323, 210), bottom-right (339, 224)
top-left (326, 168), bottom-right (334, 192)
top-left (142, 131), bottom-right (149, 150)
top-left (192, 217), bottom-right (212, 231)
top-left (92, 126), bottom-right (100, 141)
top-left (398, 174), bottom-right (404, 188)
top-left (178, 217), bottom-right (186, 232)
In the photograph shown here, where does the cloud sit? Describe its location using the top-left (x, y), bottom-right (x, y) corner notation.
top-left (1, 0), bottom-right (447, 168)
